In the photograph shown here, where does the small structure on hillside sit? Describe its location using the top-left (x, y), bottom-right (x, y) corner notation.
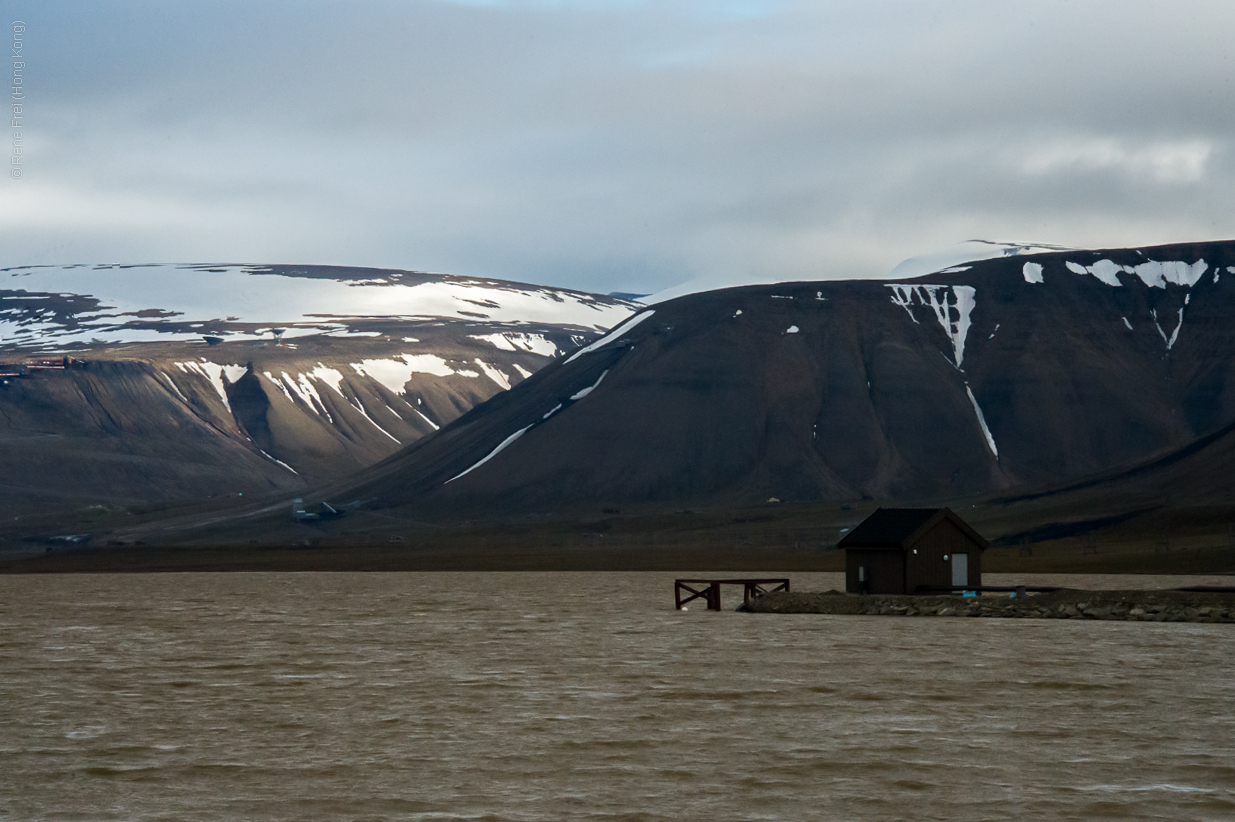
top-left (838, 508), bottom-right (988, 594)
top-left (291, 498), bottom-right (344, 522)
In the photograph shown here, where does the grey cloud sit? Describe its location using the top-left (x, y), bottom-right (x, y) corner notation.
top-left (4, 0), bottom-right (1235, 294)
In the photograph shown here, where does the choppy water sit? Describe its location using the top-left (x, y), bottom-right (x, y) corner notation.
top-left (2, 572), bottom-right (1234, 821)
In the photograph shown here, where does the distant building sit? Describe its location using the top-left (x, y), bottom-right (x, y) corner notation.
top-left (291, 498), bottom-right (343, 522)
top-left (839, 508), bottom-right (988, 594)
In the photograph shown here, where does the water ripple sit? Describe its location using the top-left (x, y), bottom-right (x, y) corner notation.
top-left (1, 572), bottom-right (1233, 821)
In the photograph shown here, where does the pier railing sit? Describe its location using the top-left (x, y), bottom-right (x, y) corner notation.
top-left (675, 578), bottom-right (789, 611)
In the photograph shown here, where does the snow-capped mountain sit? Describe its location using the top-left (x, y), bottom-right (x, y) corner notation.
top-left (0, 265), bottom-right (639, 512)
top-left (884, 240), bottom-right (1075, 281)
top-left (321, 239), bottom-right (1235, 518)
top-left (643, 240), bottom-right (1073, 305)
top-left (0, 263), bottom-right (633, 349)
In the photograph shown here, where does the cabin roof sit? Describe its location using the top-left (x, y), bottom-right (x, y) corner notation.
top-left (838, 507), bottom-right (989, 551)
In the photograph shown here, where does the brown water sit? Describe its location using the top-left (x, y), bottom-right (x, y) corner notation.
top-left (2, 572), bottom-right (1234, 821)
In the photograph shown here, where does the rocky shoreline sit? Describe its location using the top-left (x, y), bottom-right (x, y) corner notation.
top-left (738, 589), bottom-right (1235, 622)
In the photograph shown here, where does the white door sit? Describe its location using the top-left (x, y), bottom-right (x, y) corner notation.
top-left (951, 553), bottom-right (969, 587)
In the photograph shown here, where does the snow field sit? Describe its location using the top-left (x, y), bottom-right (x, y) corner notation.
top-left (0, 264), bottom-right (635, 348)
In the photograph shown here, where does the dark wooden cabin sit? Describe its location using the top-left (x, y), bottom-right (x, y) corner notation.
top-left (839, 508), bottom-right (988, 594)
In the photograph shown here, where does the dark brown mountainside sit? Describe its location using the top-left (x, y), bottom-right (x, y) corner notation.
top-left (326, 239), bottom-right (1235, 519)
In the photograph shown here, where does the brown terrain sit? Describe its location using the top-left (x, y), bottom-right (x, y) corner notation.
top-left (6, 244), bottom-right (1235, 573)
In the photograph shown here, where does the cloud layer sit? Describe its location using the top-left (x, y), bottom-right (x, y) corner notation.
top-left (4, 0), bottom-right (1234, 294)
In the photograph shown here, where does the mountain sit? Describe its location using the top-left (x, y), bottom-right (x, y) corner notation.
top-left (318, 239), bottom-right (1235, 519)
top-left (883, 240), bottom-right (1075, 280)
top-left (0, 264), bottom-right (638, 513)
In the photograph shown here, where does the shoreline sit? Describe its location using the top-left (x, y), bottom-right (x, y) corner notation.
top-left (739, 589), bottom-right (1235, 622)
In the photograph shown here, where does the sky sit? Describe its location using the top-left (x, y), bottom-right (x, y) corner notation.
top-left (2, 0), bottom-right (1234, 296)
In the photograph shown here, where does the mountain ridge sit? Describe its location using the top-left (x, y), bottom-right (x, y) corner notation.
top-left (0, 264), bottom-right (640, 514)
top-left (311, 238), bottom-right (1235, 519)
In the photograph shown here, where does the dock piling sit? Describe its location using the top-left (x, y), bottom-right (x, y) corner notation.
top-left (675, 578), bottom-right (790, 611)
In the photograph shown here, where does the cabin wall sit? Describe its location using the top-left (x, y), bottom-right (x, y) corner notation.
top-left (845, 549), bottom-right (904, 594)
top-left (904, 519), bottom-right (983, 592)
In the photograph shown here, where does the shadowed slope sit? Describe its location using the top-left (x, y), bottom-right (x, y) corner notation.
top-left (329, 239), bottom-right (1235, 519)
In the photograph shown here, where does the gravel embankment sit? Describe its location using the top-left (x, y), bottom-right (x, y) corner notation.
top-left (738, 589), bottom-right (1235, 622)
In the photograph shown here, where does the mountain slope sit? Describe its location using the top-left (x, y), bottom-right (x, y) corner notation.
top-left (0, 264), bottom-right (638, 512)
top-left (328, 239), bottom-right (1235, 517)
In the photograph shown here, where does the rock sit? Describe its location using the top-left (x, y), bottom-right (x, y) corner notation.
top-left (739, 589), bottom-right (1235, 622)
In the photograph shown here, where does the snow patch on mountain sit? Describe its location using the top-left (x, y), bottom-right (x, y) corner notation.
top-left (175, 360), bottom-right (248, 411)
top-left (344, 396), bottom-right (401, 443)
top-left (1060, 257), bottom-right (1208, 351)
top-left (307, 365), bottom-right (346, 396)
top-left (412, 407), bottom-right (440, 431)
top-left (469, 332), bottom-right (559, 357)
top-left (280, 371), bottom-right (334, 422)
top-left (262, 372), bottom-right (295, 403)
top-left (886, 284), bottom-right (976, 369)
top-left (1131, 260), bottom-right (1209, 288)
top-left (570, 370), bottom-right (609, 401)
top-left (564, 310), bottom-right (655, 364)
top-left (1022, 262), bottom-right (1044, 284)
top-left (161, 373), bottom-right (188, 402)
top-left (258, 450), bottom-right (299, 474)
top-left (1065, 258), bottom-right (1208, 289)
top-left (1066, 259), bottom-right (1124, 286)
top-left (473, 359), bottom-right (511, 390)
top-left (447, 424), bottom-right (534, 484)
top-left (966, 386), bottom-right (998, 458)
top-left (350, 354), bottom-right (468, 395)
top-left (1152, 308), bottom-right (1187, 352)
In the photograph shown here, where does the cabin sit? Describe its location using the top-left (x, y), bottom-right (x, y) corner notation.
top-left (839, 508), bottom-right (988, 594)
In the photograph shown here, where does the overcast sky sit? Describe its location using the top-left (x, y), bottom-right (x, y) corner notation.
top-left (3, 0), bottom-right (1234, 295)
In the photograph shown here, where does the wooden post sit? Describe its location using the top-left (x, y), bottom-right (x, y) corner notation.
top-left (674, 578), bottom-right (789, 612)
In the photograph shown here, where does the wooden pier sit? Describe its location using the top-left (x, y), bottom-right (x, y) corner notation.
top-left (674, 578), bottom-right (790, 611)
